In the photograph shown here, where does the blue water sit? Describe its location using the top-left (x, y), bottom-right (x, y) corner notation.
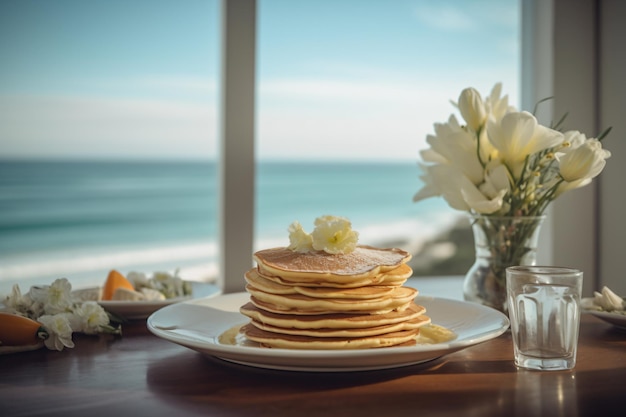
top-left (0, 160), bottom-right (459, 287)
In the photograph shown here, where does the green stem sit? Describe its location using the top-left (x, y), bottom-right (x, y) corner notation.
top-left (36, 326), bottom-right (49, 340)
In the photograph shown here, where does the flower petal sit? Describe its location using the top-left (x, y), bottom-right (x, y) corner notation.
top-left (460, 176), bottom-right (506, 214)
top-left (558, 138), bottom-right (611, 182)
top-left (425, 165), bottom-right (471, 211)
top-left (487, 111), bottom-right (563, 176)
top-left (311, 216), bottom-right (359, 254)
top-left (287, 221), bottom-right (313, 253)
top-left (458, 87), bottom-right (487, 132)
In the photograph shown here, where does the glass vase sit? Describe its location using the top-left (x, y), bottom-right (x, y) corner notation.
top-left (463, 214), bottom-right (546, 313)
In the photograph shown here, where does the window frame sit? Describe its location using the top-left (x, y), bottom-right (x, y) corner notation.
top-left (219, 0), bottom-right (256, 293)
top-left (219, 0), bottom-right (623, 295)
top-left (522, 0), bottom-right (625, 295)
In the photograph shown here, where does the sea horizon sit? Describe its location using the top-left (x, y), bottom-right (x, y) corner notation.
top-left (0, 158), bottom-right (464, 294)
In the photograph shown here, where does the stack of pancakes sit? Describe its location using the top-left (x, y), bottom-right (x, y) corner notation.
top-left (239, 245), bottom-right (431, 349)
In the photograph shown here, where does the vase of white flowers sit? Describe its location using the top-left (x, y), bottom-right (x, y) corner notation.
top-left (413, 83), bottom-right (611, 313)
top-left (463, 214), bottom-right (545, 312)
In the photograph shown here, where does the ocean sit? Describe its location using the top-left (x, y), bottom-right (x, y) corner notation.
top-left (0, 160), bottom-right (462, 292)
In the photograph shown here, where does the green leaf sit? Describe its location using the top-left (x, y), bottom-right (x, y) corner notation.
top-left (597, 126), bottom-right (612, 141)
top-left (552, 112), bottom-right (569, 131)
top-left (533, 96), bottom-right (553, 115)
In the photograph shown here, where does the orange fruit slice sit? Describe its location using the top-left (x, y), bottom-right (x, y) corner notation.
top-left (101, 269), bottom-right (135, 300)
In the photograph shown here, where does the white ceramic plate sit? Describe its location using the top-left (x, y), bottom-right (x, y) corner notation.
top-left (584, 310), bottom-right (626, 330)
top-left (147, 293), bottom-right (510, 372)
top-left (99, 282), bottom-right (221, 320)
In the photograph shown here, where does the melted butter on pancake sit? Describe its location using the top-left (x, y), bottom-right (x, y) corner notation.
top-left (416, 323), bottom-right (457, 344)
top-left (218, 324), bottom-right (245, 345)
top-left (219, 321), bottom-right (456, 347)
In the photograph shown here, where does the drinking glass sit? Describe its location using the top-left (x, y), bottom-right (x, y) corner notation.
top-left (506, 266), bottom-right (583, 371)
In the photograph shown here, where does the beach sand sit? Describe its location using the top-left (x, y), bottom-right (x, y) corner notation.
top-left (0, 218), bottom-right (475, 296)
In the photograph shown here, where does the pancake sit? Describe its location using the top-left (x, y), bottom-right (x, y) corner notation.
top-left (240, 323), bottom-right (421, 349)
top-left (249, 296), bottom-right (411, 316)
top-left (240, 302), bottom-right (427, 330)
top-left (244, 269), bottom-right (296, 295)
top-left (246, 284), bottom-right (418, 315)
top-left (254, 245), bottom-right (412, 283)
top-left (256, 262), bottom-right (413, 289)
top-left (238, 223), bottom-right (432, 350)
top-left (247, 314), bottom-right (431, 338)
top-left (297, 285), bottom-right (396, 299)
top-left (245, 269), bottom-right (397, 299)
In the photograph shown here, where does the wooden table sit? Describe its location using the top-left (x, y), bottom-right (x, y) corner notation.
top-left (1, 282), bottom-right (625, 417)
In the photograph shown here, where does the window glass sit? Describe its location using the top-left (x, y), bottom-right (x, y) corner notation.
top-left (256, 0), bottom-right (520, 276)
top-left (0, 0), bottom-right (520, 294)
top-left (0, 0), bottom-right (219, 290)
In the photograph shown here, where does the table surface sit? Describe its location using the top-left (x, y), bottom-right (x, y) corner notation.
top-left (1, 277), bottom-right (625, 417)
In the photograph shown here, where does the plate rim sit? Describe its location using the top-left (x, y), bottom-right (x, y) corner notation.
top-left (584, 309), bottom-right (626, 328)
top-left (147, 292), bottom-right (510, 371)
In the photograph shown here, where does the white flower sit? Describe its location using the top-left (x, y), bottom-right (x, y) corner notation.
top-left (555, 177), bottom-right (595, 198)
top-left (561, 129), bottom-right (587, 149)
top-left (417, 164), bottom-right (471, 211)
top-left (479, 164), bottom-right (511, 200)
top-left (3, 284), bottom-right (34, 314)
top-left (425, 118), bottom-right (484, 185)
top-left (593, 286), bottom-right (624, 312)
top-left (414, 84), bottom-right (611, 220)
top-left (287, 216), bottom-right (360, 255)
top-left (71, 301), bottom-right (110, 334)
top-left (483, 82), bottom-right (514, 123)
top-left (458, 87), bottom-right (487, 133)
top-left (127, 270), bottom-right (191, 299)
top-left (287, 221), bottom-right (314, 253)
top-left (412, 162), bottom-right (441, 203)
top-left (311, 215), bottom-right (359, 254)
top-left (460, 174), bottom-right (507, 214)
top-left (414, 163), bottom-right (507, 214)
top-left (487, 111), bottom-right (564, 177)
top-left (29, 278), bottom-right (73, 315)
top-left (472, 164), bottom-right (511, 214)
top-left (145, 272), bottom-right (184, 298)
top-left (38, 314), bottom-right (75, 351)
top-left (4, 278), bottom-right (122, 351)
top-left (558, 135), bottom-right (611, 182)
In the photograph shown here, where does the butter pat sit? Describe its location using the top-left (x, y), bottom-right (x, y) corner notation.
top-left (416, 324), bottom-right (457, 344)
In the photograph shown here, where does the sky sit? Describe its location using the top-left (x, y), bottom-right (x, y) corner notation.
top-left (0, 0), bottom-right (520, 162)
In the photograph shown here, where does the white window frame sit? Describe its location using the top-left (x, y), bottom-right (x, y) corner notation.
top-left (523, 0), bottom-right (625, 295)
top-left (219, 0), bottom-right (256, 293)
